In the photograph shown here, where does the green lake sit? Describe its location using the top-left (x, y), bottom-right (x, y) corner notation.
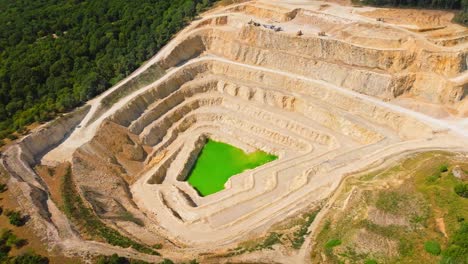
top-left (187, 139), bottom-right (278, 196)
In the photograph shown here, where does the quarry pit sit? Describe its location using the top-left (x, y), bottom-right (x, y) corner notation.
top-left (1, 0), bottom-right (468, 263)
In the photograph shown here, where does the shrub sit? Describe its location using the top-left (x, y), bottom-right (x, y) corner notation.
top-left (6, 134), bottom-right (17, 141)
top-left (0, 184), bottom-right (7, 193)
top-left (96, 254), bottom-right (129, 264)
top-left (454, 11), bottom-right (468, 26)
top-left (5, 233), bottom-right (26, 248)
top-left (0, 244), bottom-right (11, 261)
top-left (5, 211), bottom-right (25, 227)
top-left (152, 243), bottom-right (163, 249)
top-left (325, 239), bottom-right (342, 249)
top-left (0, 230), bottom-right (14, 255)
top-left (9, 252), bottom-right (49, 264)
top-left (439, 164), bottom-right (449, 173)
top-left (454, 183), bottom-right (468, 198)
top-left (96, 254), bottom-right (151, 264)
top-left (424, 240), bottom-right (441, 255)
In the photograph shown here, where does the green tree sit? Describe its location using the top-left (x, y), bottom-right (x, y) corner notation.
top-left (0, 0), bottom-right (217, 141)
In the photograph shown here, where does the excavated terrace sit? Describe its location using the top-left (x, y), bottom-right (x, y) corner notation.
top-left (1, 1), bottom-right (467, 263)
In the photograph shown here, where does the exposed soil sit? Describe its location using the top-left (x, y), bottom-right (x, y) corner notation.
top-left (360, 8), bottom-right (455, 28)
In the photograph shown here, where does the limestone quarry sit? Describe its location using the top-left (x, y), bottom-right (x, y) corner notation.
top-left (1, 0), bottom-right (467, 263)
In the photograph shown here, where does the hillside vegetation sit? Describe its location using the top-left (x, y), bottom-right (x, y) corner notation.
top-left (311, 152), bottom-right (468, 264)
top-left (0, 0), bottom-right (215, 143)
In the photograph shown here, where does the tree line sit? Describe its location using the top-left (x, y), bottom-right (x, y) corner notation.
top-left (0, 0), bottom-right (215, 143)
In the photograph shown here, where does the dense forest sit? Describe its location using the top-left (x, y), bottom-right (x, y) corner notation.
top-left (358, 0), bottom-right (468, 25)
top-left (0, 0), bottom-right (215, 143)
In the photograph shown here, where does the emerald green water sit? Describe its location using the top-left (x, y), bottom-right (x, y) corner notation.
top-left (187, 139), bottom-right (278, 196)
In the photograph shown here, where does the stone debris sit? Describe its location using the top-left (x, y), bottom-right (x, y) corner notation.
top-left (453, 165), bottom-right (467, 180)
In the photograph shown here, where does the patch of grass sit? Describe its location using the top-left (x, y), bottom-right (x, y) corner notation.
top-left (375, 191), bottom-right (406, 214)
top-left (359, 172), bottom-right (379, 181)
top-left (440, 222), bottom-right (468, 264)
top-left (360, 220), bottom-right (400, 239)
top-left (61, 167), bottom-right (159, 256)
top-left (398, 237), bottom-right (414, 257)
top-left (424, 240), bottom-right (441, 256)
top-left (426, 171), bottom-right (441, 183)
top-left (324, 238), bottom-right (342, 257)
top-left (291, 211), bottom-right (318, 249)
top-left (260, 232), bottom-right (282, 250)
top-left (454, 183), bottom-right (468, 198)
top-left (364, 259), bottom-right (378, 264)
top-left (360, 217), bottom-right (426, 258)
top-left (410, 213), bottom-right (429, 227)
top-left (325, 239), bottom-right (342, 249)
top-left (322, 219), bottom-right (331, 231)
top-left (415, 159), bottom-right (468, 230)
top-left (228, 232), bottom-right (283, 256)
top-left (425, 162), bottom-right (450, 184)
top-left (339, 246), bottom-right (369, 262)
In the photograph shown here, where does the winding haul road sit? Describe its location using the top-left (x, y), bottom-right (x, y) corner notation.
top-left (43, 1), bottom-right (468, 165)
top-left (43, 51), bottom-right (468, 164)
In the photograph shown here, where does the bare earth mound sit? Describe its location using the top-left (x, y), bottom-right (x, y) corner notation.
top-left (1, 0), bottom-right (467, 263)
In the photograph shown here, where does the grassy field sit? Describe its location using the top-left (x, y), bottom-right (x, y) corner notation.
top-left (311, 151), bottom-right (468, 264)
top-left (187, 139), bottom-right (277, 196)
